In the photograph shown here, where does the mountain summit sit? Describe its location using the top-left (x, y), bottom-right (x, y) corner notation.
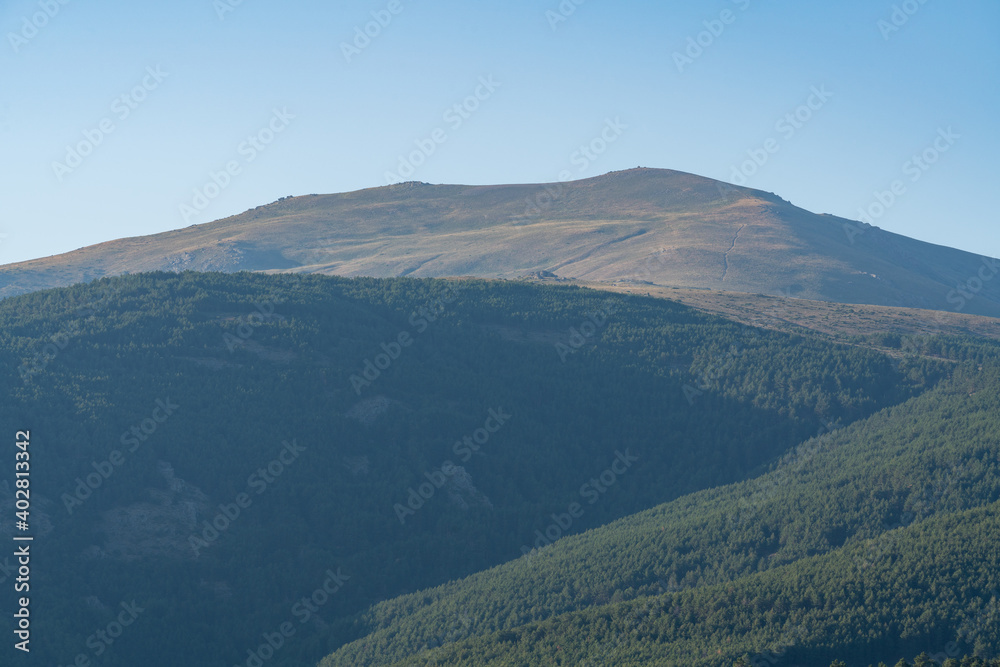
top-left (3, 168), bottom-right (997, 316)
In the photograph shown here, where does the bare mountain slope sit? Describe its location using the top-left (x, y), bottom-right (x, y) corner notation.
top-left (2, 168), bottom-right (997, 316)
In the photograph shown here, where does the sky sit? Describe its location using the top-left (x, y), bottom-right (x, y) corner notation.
top-left (1, 0), bottom-right (997, 265)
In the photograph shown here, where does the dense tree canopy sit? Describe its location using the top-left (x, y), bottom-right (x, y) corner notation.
top-left (0, 272), bottom-right (996, 666)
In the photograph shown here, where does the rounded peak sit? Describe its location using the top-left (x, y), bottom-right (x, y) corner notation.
top-left (387, 180), bottom-right (431, 189)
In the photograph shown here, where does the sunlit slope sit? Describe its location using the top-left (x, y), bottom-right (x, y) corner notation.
top-left (319, 361), bottom-right (1000, 666)
top-left (2, 168), bottom-right (997, 316)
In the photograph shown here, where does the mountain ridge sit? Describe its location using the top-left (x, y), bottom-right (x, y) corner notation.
top-left (3, 168), bottom-right (998, 317)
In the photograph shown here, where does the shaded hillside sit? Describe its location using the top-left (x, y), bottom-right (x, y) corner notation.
top-left (2, 168), bottom-right (998, 317)
top-left (319, 361), bottom-right (1000, 667)
top-left (0, 272), bottom-right (944, 667)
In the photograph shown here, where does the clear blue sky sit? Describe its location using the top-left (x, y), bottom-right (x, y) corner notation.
top-left (1, 0), bottom-right (997, 264)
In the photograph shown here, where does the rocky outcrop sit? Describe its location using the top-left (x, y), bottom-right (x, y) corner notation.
top-left (95, 461), bottom-right (209, 561)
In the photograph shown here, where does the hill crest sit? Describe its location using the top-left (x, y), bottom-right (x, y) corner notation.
top-left (2, 168), bottom-right (998, 317)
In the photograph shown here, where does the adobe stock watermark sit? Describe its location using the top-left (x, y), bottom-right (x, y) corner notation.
top-left (188, 439), bottom-right (306, 556)
top-left (18, 320), bottom-right (83, 384)
top-left (18, 282), bottom-right (125, 384)
top-left (728, 419), bottom-right (840, 529)
top-left (878, 0), bottom-right (931, 41)
top-left (577, 591), bottom-right (697, 666)
top-left (51, 66), bottom-right (169, 182)
top-left (178, 107), bottom-right (294, 224)
top-left (222, 275), bottom-right (302, 351)
top-left (452, 408), bottom-right (512, 462)
top-left (233, 567), bottom-right (350, 667)
top-left (224, 302), bottom-right (286, 351)
top-left (729, 85), bottom-right (833, 186)
top-left (673, 0), bottom-right (752, 73)
top-left (683, 343), bottom-right (742, 405)
top-left (946, 256), bottom-right (999, 312)
top-left (61, 398), bottom-right (180, 514)
top-left (545, 0), bottom-right (585, 31)
top-left (844, 126), bottom-right (959, 244)
top-left (520, 449), bottom-right (640, 559)
top-left (856, 460), bottom-right (970, 571)
top-left (213, 0), bottom-right (245, 21)
top-left (895, 254), bottom-right (997, 357)
top-left (422, 608), bottom-right (475, 652)
top-left (7, 0), bottom-right (70, 54)
top-left (349, 283), bottom-right (463, 395)
top-left (555, 300), bottom-right (618, 362)
top-left (395, 408), bottom-right (511, 524)
top-left (735, 624), bottom-right (808, 667)
top-left (0, 554), bottom-right (19, 587)
top-left (341, 0), bottom-right (409, 63)
top-left (385, 76), bottom-right (501, 185)
top-left (954, 592), bottom-right (1000, 660)
top-left (571, 117), bottom-right (627, 173)
top-left (54, 600), bottom-right (145, 667)
top-left (898, 310), bottom-right (951, 359)
top-left (515, 117), bottom-right (627, 231)
top-left (610, 246), bottom-right (677, 288)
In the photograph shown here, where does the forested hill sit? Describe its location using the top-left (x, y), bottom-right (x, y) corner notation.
top-left (0, 271), bottom-right (994, 666)
top-left (320, 361), bottom-right (1000, 666)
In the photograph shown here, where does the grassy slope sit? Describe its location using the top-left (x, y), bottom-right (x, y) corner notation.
top-left (585, 282), bottom-right (1000, 345)
top-left (2, 168), bottom-right (998, 317)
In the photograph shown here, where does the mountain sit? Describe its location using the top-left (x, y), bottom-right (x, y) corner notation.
top-left (1, 271), bottom-right (985, 667)
top-left (588, 281), bottom-right (1000, 344)
top-left (3, 168), bottom-right (998, 317)
top-left (319, 359), bottom-right (1000, 667)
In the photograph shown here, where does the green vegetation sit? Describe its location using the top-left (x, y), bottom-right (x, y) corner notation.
top-left (0, 271), bottom-right (996, 666)
top-left (319, 360), bottom-right (1000, 666)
